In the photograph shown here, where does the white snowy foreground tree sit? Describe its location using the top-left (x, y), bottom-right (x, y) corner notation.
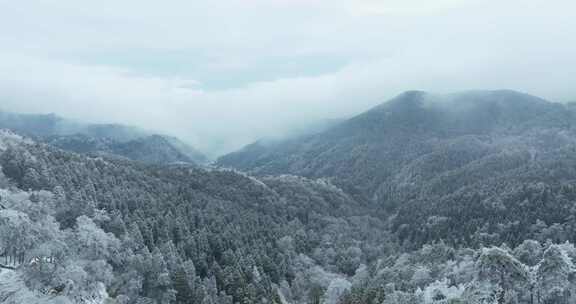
top-left (535, 245), bottom-right (576, 303)
top-left (0, 187), bottom-right (117, 304)
top-left (352, 242), bottom-right (576, 304)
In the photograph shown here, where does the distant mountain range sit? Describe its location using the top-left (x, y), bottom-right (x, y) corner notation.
top-left (0, 110), bottom-right (207, 165)
top-left (218, 90), bottom-right (576, 244)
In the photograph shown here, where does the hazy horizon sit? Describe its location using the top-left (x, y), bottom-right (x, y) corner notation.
top-left (1, 0), bottom-right (575, 156)
top-left (2, 2), bottom-right (576, 303)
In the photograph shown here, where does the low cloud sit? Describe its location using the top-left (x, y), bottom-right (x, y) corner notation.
top-left (0, 0), bottom-right (575, 157)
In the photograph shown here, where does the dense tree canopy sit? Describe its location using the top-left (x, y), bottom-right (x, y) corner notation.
top-left (2, 90), bottom-right (576, 304)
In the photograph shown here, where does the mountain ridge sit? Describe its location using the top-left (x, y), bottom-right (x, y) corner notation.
top-left (217, 89), bottom-right (576, 245)
top-left (0, 110), bottom-right (207, 165)
top-left (218, 89), bottom-right (572, 176)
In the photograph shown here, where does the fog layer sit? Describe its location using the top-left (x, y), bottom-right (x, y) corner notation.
top-left (0, 0), bottom-right (575, 156)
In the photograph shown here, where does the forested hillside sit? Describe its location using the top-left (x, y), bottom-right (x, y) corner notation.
top-left (218, 90), bottom-right (576, 247)
top-left (47, 134), bottom-right (206, 166)
top-left (1, 90), bottom-right (576, 304)
top-left (0, 130), bottom-right (392, 303)
top-left (0, 111), bottom-right (207, 165)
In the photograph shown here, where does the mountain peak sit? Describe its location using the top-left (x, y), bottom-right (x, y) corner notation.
top-left (390, 90), bottom-right (428, 103)
top-left (375, 89), bottom-right (547, 113)
top-left (372, 90), bottom-right (429, 112)
top-left (344, 89), bottom-right (562, 137)
top-left (218, 89), bottom-right (575, 181)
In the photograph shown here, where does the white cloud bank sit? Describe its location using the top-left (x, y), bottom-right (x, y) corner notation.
top-left (0, 0), bottom-right (575, 156)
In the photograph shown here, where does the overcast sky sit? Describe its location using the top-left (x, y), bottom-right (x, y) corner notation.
top-left (1, 0), bottom-right (575, 156)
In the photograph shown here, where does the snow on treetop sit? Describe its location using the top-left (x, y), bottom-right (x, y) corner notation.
top-left (0, 129), bottom-right (33, 152)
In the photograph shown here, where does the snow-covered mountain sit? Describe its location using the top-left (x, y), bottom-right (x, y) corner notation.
top-left (2, 90), bottom-right (576, 303)
top-left (0, 110), bottom-right (207, 165)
